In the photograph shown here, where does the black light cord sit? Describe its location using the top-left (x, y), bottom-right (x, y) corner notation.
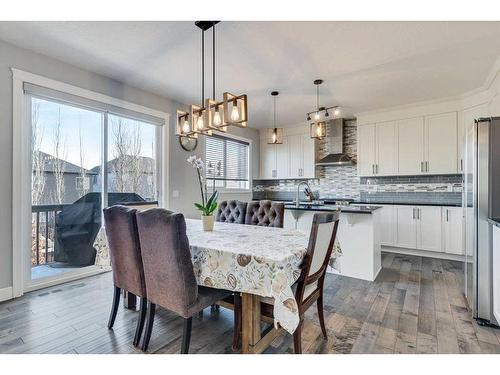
top-left (213, 24), bottom-right (216, 100)
top-left (201, 28), bottom-right (205, 106)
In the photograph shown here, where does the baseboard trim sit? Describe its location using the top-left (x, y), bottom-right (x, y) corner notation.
top-left (0, 286), bottom-right (13, 302)
top-left (382, 246), bottom-right (465, 262)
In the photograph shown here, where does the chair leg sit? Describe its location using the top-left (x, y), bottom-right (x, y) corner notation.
top-left (141, 301), bottom-right (156, 352)
top-left (293, 320), bottom-right (303, 354)
top-left (232, 293), bottom-right (242, 350)
top-left (133, 297), bottom-right (148, 347)
top-left (107, 286), bottom-right (121, 329)
top-left (317, 294), bottom-right (327, 339)
top-left (181, 317), bottom-right (192, 354)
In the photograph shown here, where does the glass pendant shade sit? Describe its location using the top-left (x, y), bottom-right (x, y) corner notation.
top-left (206, 99), bottom-right (227, 132)
top-left (310, 121), bottom-right (326, 139)
top-left (224, 92), bottom-right (248, 127)
top-left (190, 104), bottom-right (212, 136)
top-left (266, 127), bottom-right (283, 144)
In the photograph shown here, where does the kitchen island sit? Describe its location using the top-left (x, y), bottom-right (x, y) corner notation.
top-left (284, 204), bottom-right (382, 281)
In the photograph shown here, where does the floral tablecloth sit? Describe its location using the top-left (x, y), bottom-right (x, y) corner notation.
top-left (186, 219), bottom-right (342, 334)
top-left (94, 218), bottom-right (342, 334)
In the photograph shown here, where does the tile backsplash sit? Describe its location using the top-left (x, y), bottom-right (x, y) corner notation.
top-left (253, 119), bottom-right (463, 206)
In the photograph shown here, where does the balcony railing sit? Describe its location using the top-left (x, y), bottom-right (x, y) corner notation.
top-left (31, 204), bottom-right (68, 266)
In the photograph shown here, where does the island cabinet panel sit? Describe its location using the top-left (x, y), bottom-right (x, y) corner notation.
top-left (425, 112), bottom-right (457, 174)
top-left (397, 117), bottom-right (425, 175)
top-left (443, 207), bottom-right (464, 255)
top-left (416, 206), bottom-right (443, 252)
top-left (379, 205), bottom-right (395, 246)
top-left (395, 206), bottom-right (418, 249)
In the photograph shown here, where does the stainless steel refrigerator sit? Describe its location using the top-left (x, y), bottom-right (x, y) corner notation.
top-left (463, 116), bottom-right (500, 326)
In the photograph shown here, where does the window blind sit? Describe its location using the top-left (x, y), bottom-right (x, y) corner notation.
top-left (205, 135), bottom-right (249, 189)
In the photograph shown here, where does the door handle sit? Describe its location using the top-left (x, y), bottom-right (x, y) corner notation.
top-left (375, 164), bottom-right (379, 174)
top-left (418, 208), bottom-right (420, 220)
top-left (372, 164), bottom-right (374, 174)
top-left (412, 208), bottom-right (416, 219)
top-left (446, 209), bottom-right (449, 222)
top-left (426, 161), bottom-right (429, 173)
top-left (420, 161), bottom-right (424, 173)
top-left (460, 159), bottom-right (463, 172)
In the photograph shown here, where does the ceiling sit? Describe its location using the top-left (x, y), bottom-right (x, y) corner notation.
top-left (1, 21), bottom-right (500, 128)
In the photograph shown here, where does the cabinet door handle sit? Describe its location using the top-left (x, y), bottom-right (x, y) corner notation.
top-left (446, 209), bottom-right (449, 222)
top-left (418, 208), bottom-right (420, 220)
top-left (372, 164), bottom-right (375, 174)
top-left (426, 161), bottom-right (429, 173)
top-left (420, 161), bottom-right (424, 173)
top-left (460, 159), bottom-right (463, 172)
top-left (412, 208), bottom-right (416, 219)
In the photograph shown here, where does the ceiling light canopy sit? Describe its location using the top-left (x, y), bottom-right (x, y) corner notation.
top-left (176, 21), bottom-right (248, 139)
top-left (307, 79), bottom-right (341, 140)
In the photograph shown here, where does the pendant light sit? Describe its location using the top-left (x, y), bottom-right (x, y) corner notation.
top-left (306, 79), bottom-right (342, 140)
top-left (266, 91), bottom-right (283, 144)
top-left (176, 21), bottom-right (248, 138)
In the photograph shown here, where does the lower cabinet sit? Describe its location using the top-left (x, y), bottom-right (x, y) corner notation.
top-left (390, 205), bottom-right (463, 255)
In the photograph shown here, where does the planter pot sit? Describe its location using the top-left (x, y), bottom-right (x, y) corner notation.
top-left (201, 215), bottom-right (215, 231)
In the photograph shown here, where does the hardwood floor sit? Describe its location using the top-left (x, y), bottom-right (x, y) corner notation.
top-left (1, 252), bottom-right (499, 354)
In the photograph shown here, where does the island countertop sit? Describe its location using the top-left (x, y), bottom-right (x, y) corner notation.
top-left (284, 203), bottom-right (381, 214)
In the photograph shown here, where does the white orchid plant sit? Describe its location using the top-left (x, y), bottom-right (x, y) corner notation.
top-left (187, 155), bottom-right (219, 216)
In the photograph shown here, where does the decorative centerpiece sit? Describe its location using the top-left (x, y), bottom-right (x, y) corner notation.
top-left (187, 155), bottom-right (218, 231)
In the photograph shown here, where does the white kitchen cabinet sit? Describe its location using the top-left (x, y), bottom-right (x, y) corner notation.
top-left (288, 134), bottom-right (302, 178)
top-left (259, 130), bottom-right (315, 179)
top-left (260, 141), bottom-right (277, 179)
top-left (416, 206), bottom-right (443, 252)
top-left (379, 205), bottom-right (395, 246)
top-left (425, 112), bottom-right (457, 174)
top-left (395, 206), bottom-right (417, 249)
top-left (357, 122), bottom-right (397, 177)
top-left (443, 207), bottom-right (464, 255)
top-left (275, 136), bottom-right (289, 179)
top-left (302, 134), bottom-right (315, 178)
top-left (376, 121), bottom-right (398, 176)
top-left (397, 117), bottom-right (425, 175)
top-left (357, 124), bottom-right (376, 176)
top-left (395, 205), bottom-right (443, 252)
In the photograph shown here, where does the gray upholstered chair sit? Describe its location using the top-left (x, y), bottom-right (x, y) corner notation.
top-left (103, 205), bottom-right (147, 348)
top-left (245, 200), bottom-right (285, 228)
top-left (135, 208), bottom-right (233, 353)
top-left (216, 200), bottom-right (247, 224)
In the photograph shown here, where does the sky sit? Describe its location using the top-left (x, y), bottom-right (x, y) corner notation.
top-left (33, 97), bottom-right (156, 171)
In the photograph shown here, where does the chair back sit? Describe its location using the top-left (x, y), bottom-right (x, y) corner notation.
top-left (135, 208), bottom-right (198, 316)
top-left (296, 211), bottom-right (340, 302)
top-left (245, 200), bottom-right (284, 228)
top-left (216, 200), bottom-right (247, 224)
top-left (103, 205), bottom-right (146, 298)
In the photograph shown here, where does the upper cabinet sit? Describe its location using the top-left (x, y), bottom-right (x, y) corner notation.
top-left (425, 112), bottom-right (457, 174)
top-left (397, 117), bottom-right (425, 175)
top-left (458, 104), bottom-right (488, 172)
top-left (259, 130), bottom-right (315, 179)
top-left (358, 122), bottom-right (397, 176)
top-left (358, 111), bottom-right (458, 177)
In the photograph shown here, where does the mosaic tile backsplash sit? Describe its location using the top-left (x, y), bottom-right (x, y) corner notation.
top-left (253, 119), bottom-right (463, 206)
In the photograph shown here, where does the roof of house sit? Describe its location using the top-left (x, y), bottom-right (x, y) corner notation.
top-left (90, 155), bottom-right (154, 174)
top-left (33, 151), bottom-right (98, 175)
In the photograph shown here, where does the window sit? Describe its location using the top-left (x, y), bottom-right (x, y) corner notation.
top-left (205, 135), bottom-right (250, 190)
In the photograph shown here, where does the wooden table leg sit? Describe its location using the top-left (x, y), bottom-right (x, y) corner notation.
top-left (123, 291), bottom-right (137, 310)
top-left (241, 292), bottom-right (261, 354)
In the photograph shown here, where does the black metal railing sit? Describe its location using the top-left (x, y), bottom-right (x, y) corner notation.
top-left (31, 204), bottom-right (68, 266)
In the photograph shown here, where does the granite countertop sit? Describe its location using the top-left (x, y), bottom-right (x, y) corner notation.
top-left (488, 218), bottom-right (500, 228)
top-left (284, 204), bottom-right (381, 214)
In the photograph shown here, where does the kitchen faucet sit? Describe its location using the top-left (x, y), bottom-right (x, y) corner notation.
top-left (296, 181), bottom-right (312, 208)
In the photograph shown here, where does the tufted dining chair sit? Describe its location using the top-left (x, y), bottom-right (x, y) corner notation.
top-left (102, 205), bottom-right (147, 348)
top-left (245, 200), bottom-right (285, 228)
top-left (256, 211), bottom-right (340, 353)
top-left (136, 208), bottom-right (234, 353)
top-left (216, 200), bottom-right (247, 224)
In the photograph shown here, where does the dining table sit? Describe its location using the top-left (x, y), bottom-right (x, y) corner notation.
top-left (95, 217), bottom-right (341, 353)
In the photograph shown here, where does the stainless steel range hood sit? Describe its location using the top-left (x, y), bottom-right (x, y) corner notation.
top-left (315, 118), bottom-right (355, 166)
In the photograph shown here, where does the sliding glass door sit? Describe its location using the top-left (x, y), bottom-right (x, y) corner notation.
top-left (27, 91), bottom-right (163, 286)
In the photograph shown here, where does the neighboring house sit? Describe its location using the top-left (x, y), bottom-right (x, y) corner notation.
top-left (91, 155), bottom-right (156, 201)
top-left (32, 151), bottom-right (97, 205)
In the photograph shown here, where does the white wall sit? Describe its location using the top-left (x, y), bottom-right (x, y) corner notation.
top-left (0, 39), bottom-right (259, 291)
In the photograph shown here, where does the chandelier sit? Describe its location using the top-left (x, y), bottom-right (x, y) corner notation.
top-left (307, 79), bottom-right (341, 140)
top-left (266, 91), bottom-right (283, 144)
top-left (176, 21), bottom-right (248, 139)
